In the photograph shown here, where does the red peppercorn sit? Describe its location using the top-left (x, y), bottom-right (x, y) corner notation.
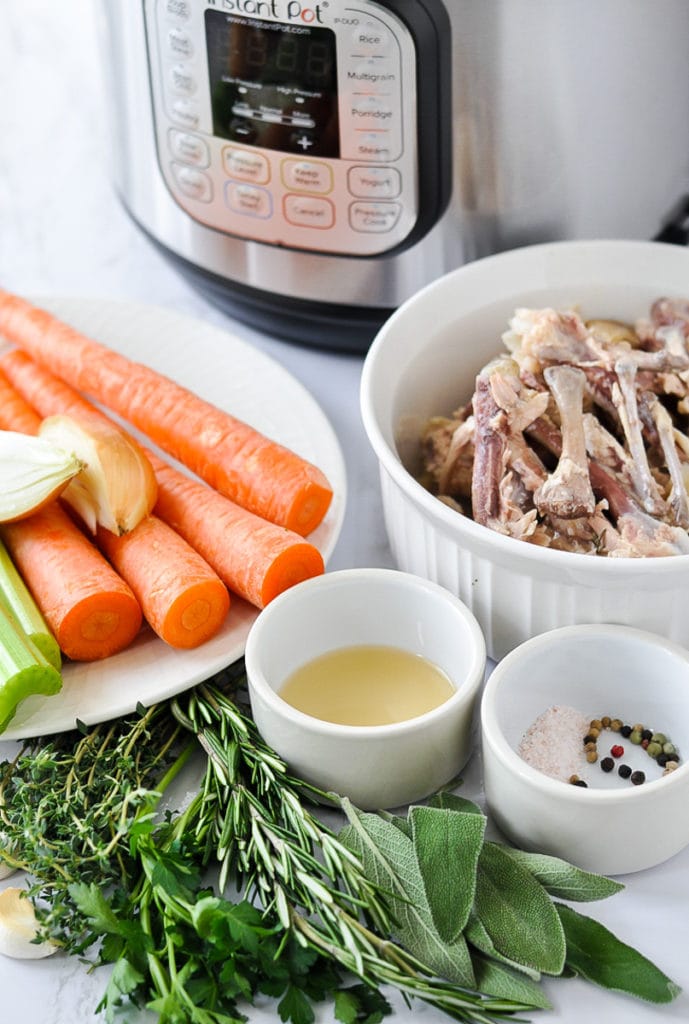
top-left (610, 744), bottom-right (624, 758)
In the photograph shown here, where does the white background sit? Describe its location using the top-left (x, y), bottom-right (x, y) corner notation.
top-left (0, 3), bottom-right (687, 1023)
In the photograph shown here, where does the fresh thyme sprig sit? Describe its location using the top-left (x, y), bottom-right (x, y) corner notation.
top-left (0, 667), bottom-right (532, 1024)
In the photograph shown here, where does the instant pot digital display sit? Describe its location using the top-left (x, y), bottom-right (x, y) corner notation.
top-left (205, 11), bottom-right (340, 157)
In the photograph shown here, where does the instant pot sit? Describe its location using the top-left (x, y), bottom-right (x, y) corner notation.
top-left (99, 1), bottom-right (689, 351)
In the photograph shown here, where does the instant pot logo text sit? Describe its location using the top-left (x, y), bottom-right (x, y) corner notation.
top-left (218, 0), bottom-right (326, 23)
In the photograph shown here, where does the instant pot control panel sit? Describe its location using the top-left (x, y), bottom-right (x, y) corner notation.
top-left (144, 0), bottom-right (451, 257)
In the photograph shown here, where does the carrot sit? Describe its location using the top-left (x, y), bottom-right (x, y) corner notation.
top-left (96, 516), bottom-right (230, 649)
top-left (0, 349), bottom-right (94, 423)
top-left (1, 350), bottom-right (326, 608)
top-left (0, 504), bottom-right (142, 662)
top-left (148, 452), bottom-right (324, 608)
top-left (0, 293), bottom-right (333, 535)
top-left (0, 365), bottom-right (42, 433)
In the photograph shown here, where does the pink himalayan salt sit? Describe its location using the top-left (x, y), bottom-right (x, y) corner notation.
top-left (518, 705), bottom-right (589, 782)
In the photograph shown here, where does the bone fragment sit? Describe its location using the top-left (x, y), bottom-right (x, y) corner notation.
top-left (612, 357), bottom-right (666, 516)
top-left (534, 365), bottom-right (596, 519)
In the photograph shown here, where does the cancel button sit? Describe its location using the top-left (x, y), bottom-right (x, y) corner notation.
top-left (350, 201), bottom-right (401, 233)
top-left (284, 194), bottom-right (335, 229)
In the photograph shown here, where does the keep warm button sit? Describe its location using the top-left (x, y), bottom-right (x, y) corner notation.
top-left (284, 194), bottom-right (335, 230)
top-left (350, 201), bottom-right (401, 233)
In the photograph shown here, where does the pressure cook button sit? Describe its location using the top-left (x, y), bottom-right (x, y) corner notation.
top-left (171, 163), bottom-right (213, 203)
top-left (225, 182), bottom-right (273, 219)
top-left (350, 201), bottom-right (401, 233)
top-left (284, 195), bottom-right (335, 230)
top-left (169, 98), bottom-right (201, 130)
top-left (282, 159), bottom-right (333, 194)
top-left (167, 27), bottom-right (194, 59)
top-left (169, 64), bottom-right (197, 96)
top-left (164, 0), bottom-right (191, 21)
top-left (348, 166), bottom-right (401, 199)
top-left (168, 129), bottom-right (210, 168)
top-left (222, 147), bottom-right (270, 185)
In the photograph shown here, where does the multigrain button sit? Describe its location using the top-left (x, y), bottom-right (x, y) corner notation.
top-left (168, 129), bottom-right (210, 168)
top-left (222, 146), bottom-right (270, 184)
top-left (348, 165), bottom-right (401, 199)
top-left (225, 182), bottom-right (273, 218)
top-left (284, 194), bottom-right (335, 229)
top-left (282, 159), bottom-right (333, 194)
top-left (171, 163), bottom-right (213, 202)
top-left (350, 201), bottom-right (401, 233)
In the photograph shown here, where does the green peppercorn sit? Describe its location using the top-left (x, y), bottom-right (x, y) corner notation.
top-left (651, 733), bottom-right (667, 746)
top-left (663, 742), bottom-right (676, 756)
top-left (630, 729), bottom-right (643, 745)
top-left (647, 741), bottom-right (663, 759)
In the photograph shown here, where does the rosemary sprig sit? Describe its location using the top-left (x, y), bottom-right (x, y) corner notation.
top-left (0, 667), bottom-right (531, 1024)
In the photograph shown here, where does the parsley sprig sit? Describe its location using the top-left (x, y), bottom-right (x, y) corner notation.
top-left (0, 666), bottom-right (529, 1024)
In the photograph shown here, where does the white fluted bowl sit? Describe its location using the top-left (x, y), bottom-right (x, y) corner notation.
top-left (360, 240), bottom-right (689, 660)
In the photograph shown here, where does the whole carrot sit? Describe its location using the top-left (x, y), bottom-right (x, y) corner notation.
top-left (149, 452), bottom-right (324, 608)
top-left (0, 293), bottom-right (333, 535)
top-left (0, 365), bottom-right (42, 434)
top-left (0, 504), bottom-right (142, 662)
top-left (96, 517), bottom-right (230, 650)
top-left (1, 350), bottom-right (326, 608)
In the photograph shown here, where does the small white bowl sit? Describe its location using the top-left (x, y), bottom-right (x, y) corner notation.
top-left (244, 568), bottom-right (486, 809)
top-left (360, 239), bottom-right (689, 660)
top-left (481, 624), bottom-right (689, 875)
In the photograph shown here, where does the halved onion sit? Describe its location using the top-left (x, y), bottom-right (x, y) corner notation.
top-left (0, 431), bottom-right (84, 523)
top-left (0, 887), bottom-right (57, 959)
top-left (39, 413), bottom-right (158, 535)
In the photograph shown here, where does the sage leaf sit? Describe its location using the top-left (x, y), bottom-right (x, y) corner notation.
top-left (429, 792), bottom-right (483, 816)
top-left (499, 847), bottom-right (624, 902)
top-left (556, 903), bottom-right (681, 1004)
top-left (475, 842), bottom-right (566, 976)
top-left (464, 911), bottom-right (541, 981)
top-left (409, 806), bottom-right (486, 943)
top-left (471, 952), bottom-right (553, 1010)
top-left (339, 803), bottom-right (475, 986)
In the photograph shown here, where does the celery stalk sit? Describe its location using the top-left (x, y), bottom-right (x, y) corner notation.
top-left (0, 603), bottom-right (62, 733)
top-left (0, 539), bottom-right (61, 670)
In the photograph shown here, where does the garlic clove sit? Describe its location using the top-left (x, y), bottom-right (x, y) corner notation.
top-left (0, 887), bottom-right (57, 959)
top-left (0, 431), bottom-right (84, 523)
top-left (38, 413), bottom-right (158, 536)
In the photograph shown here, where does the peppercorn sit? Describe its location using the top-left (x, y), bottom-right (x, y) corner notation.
top-left (572, 779), bottom-right (588, 787)
top-left (641, 738), bottom-right (650, 749)
top-left (600, 756), bottom-right (614, 772)
top-left (620, 724), bottom-right (632, 738)
top-left (631, 770), bottom-right (646, 786)
top-left (647, 741), bottom-right (663, 759)
top-left (586, 750), bottom-right (598, 763)
top-left (584, 741), bottom-right (597, 752)
top-left (651, 733), bottom-right (667, 746)
top-left (610, 744), bottom-right (624, 758)
top-left (618, 764), bottom-right (632, 779)
top-left (610, 718), bottom-right (623, 732)
top-left (632, 723), bottom-right (645, 734)
top-left (663, 742), bottom-right (677, 756)
top-left (590, 719), bottom-right (603, 731)
top-left (641, 728), bottom-right (653, 742)
top-left (657, 753), bottom-right (671, 767)
top-left (630, 729), bottom-right (643, 745)
top-left (663, 762), bottom-right (679, 775)
top-left (601, 716), bottom-right (611, 728)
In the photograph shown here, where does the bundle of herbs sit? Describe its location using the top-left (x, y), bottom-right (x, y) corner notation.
top-left (0, 663), bottom-right (680, 1023)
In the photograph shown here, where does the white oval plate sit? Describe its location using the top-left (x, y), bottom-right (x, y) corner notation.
top-left (1, 298), bottom-right (346, 740)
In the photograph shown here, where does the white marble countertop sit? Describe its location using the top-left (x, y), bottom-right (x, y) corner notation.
top-left (0, 4), bottom-right (687, 1023)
